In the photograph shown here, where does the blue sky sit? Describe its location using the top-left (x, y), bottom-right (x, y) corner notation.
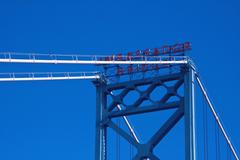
top-left (0, 0), bottom-right (240, 159)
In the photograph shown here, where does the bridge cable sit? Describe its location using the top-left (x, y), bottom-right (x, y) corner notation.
top-left (202, 93), bottom-right (208, 160)
top-left (116, 118), bottom-right (121, 160)
top-left (195, 73), bottom-right (239, 160)
top-left (129, 124), bottom-right (133, 160)
top-left (129, 134), bottom-right (133, 159)
top-left (228, 143), bottom-right (232, 160)
top-left (215, 120), bottom-right (221, 160)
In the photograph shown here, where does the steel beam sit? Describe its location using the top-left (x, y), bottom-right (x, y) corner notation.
top-left (184, 66), bottom-right (196, 160)
top-left (109, 101), bottom-right (182, 118)
top-left (148, 106), bottom-right (184, 149)
top-left (108, 120), bottom-right (139, 148)
top-left (94, 79), bottom-right (107, 160)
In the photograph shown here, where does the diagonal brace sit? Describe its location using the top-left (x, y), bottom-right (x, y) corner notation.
top-left (148, 106), bottom-right (184, 149)
top-left (108, 120), bottom-right (139, 148)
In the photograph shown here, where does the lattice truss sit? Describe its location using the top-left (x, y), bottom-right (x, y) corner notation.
top-left (95, 70), bottom-right (186, 160)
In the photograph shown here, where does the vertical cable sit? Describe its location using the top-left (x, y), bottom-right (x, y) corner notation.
top-left (217, 123), bottom-right (221, 160)
top-left (129, 123), bottom-right (133, 160)
top-left (116, 118), bottom-right (120, 160)
top-left (214, 113), bottom-right (221, 160)
top-left (203, 94), bottom-right (208, 160)
top-left (195, 75), bottom-right (239, 160)
top-left (215, 121), bottom-right (219, 160)
top-left (118, 118), bottom-right (121, 160)
top-left (129, 142), bottom-right (133, 160)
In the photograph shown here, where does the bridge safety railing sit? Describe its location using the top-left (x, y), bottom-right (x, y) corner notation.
top-left (0, 71), bottom-right (100, 81)
top-left (0, 52), bottom-right (189, 65)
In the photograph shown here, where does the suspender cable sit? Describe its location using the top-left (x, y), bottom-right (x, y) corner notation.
top-left (195, 74), bottom-right (239, 160)
top-left (116, 118), bottom-right (121, 160)
top-left (129, 141), bottom-right (133, 160)
top-left (110, 92), bottom-right (140, 159)
top-left (110, 92), bottom-right (140, 143)
top-left (116, 104), bottom-right (140, 143)
top-left (202, 93), bottom-right (208, 160)
top-left (215, 120), bottom-right (221, 160)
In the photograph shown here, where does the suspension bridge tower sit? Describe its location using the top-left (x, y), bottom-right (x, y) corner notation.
top-left (0, 42), bottom-right (238, 160)
top-left (93, 43), bottom-right (197, 160)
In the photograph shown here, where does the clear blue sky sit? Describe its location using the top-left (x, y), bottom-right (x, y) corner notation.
top-left (0, 0), bottom-right (239, 159)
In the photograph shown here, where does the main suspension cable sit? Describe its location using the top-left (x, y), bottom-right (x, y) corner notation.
top-left (195, 74), bottom-right (239, 160)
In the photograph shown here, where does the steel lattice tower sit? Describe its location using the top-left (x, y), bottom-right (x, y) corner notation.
top-left (94, 64), bottom-right (196, 160)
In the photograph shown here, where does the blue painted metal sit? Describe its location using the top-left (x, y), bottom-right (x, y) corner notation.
top-left (109, 101), bottom-right (181, 117)
top-left (94, 78), bottom-right (107, 160)
top-left (184, 66), bottom-right (196, 160)
top-left (94, 64), bottom-right (196, 160)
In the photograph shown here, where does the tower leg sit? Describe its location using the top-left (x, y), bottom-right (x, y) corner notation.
top-left (95, 80), bottom-right (107, 160)
top-left (184, 67), bottom-right (196, 160)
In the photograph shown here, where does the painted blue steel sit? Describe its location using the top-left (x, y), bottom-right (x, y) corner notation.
top-left (94, 78), bottom-right (108, 160)
top-left (94, 64), bottom-right (196, 160)
top-left (184, 66), bottom-right (196, 160)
